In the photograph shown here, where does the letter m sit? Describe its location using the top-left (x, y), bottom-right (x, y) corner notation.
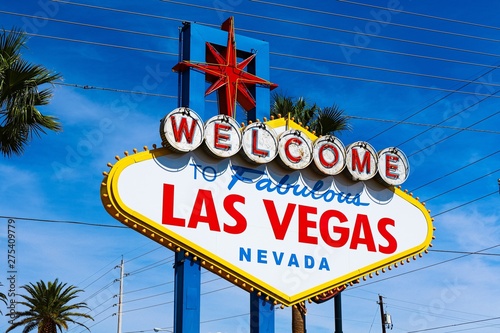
top-left (170, 116), bottom-right (197, 143)
top-left (352, 148), bottom-right (371, 173)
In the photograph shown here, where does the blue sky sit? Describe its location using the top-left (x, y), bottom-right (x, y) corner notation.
top-left (1, 0), bottom-right (499, 332)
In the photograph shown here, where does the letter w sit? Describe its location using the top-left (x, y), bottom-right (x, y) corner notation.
top-left (170, 116), bottom-right (197, 143)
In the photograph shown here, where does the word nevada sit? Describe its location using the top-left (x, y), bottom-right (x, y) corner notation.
top-left (160, 107), bottom-right (410, 185)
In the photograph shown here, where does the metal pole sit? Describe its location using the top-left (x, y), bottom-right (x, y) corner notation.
top-left (334, 293), bottom-right (343, 333)
top-left (378, 295), bottom-right (386, 333)
top-left (117, 257), bottom-right (124, 333)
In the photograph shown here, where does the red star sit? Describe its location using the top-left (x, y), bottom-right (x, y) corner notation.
top-left (173, 17), bottom-right (278, 118)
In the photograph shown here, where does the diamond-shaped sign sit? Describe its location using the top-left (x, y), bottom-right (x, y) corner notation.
top-left (101, 118), bottom-right (433, 306)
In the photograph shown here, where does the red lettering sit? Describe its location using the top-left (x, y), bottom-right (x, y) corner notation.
top-left (385, 154), bottom-right (399, 180)
top-left (319, 144), bottom-right (339, 168)
top-left (263, 200), bottom-right (296, 240)
top-left (351, 148), bottom-right (371, 173)
top-left (251, 128), bottom-right (269, 157)
top-left (319, 210), bottom-right (349, 247)
top-left (223, 194), bottom-right (247, 234)
top-left (350, 214), bottom-right (376, 252)
top-left (187, 189), bottom-right (221, 231)
top-left (162, 184), bottom-right (185, 226)
top-left (378, 218), bottom-right (397, 254)
top-left (214, 122), bottom-right (231, 150)
top-left (284, 137), bottom-right (302, 163)
top-left (170, 115), bottom-right (198, 143)
top-left (298, 205), bottom-right (317, 244)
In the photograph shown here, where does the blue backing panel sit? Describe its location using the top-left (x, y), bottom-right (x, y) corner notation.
top-left (179, 22), bottom-right (272, 122)
top-left (174, 251), bottom-right (201, 333)
top-left (250, 292), bottom-right (275, 333)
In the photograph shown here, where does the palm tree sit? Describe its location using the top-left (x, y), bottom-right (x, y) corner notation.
top-left (271, 92), bottom-right (351, 333)
top-left (0, 28), bottom-right (62, 157)
top-left (6, 279), bottom-right (93, 333)
top-left (0, 289), bottom-right (7, 314)
top-left (271, 92), bottom-right (351, 136)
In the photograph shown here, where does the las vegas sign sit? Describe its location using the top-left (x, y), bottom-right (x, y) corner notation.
top-left (101, 18), bottom-right (433, 306)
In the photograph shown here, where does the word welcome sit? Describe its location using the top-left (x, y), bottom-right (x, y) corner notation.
top-left (160, 107), bottom-right (410, 185)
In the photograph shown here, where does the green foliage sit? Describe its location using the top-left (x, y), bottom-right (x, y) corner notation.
top-left (270, 92), bottom-right (351, 136)
top-left (0, 28), bottom-right (62, 157)
top-left (6, 279), bottom-right (93, 333)
top-left (0, 289), bottom-right (7, 315)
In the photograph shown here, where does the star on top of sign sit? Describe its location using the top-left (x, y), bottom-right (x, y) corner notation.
top-left (172, 17), bottom-right (278, 118)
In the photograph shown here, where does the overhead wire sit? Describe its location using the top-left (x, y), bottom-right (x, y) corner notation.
top-left (0, 215), bottom-right (127, 228)
top-left (407, 110), bottom-right (500, 157)
top-left (254, 0), bottom-right (500, 32)
top-left (351, 243), bottom-right (500, 289)
top-left (161, 0), bottom-right (500, 60)
top-left (6, 9), bottom-right (500, 93)
top-left (423, 168), bottom-right (500, 202)
top-left (164, 0), bottom-right (500, 44)
top-left (336, 0), bottom-right (500, 31)
top-left (346, 115), bottom-right (500, 134)
top-left (411, 151), bottom-right (500, 191)
top-left (0, 10), bottom-right (177, 40)
top-left (46, 1), bottom-right (500, 71)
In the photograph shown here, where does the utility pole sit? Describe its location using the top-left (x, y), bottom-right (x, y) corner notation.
top-left (116, 257), bottom-right (125, 333)
top-left (378, 295), bottom-right (386, 333)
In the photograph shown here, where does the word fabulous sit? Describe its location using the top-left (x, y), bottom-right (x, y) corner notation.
top-left (160, 107), bottom-right (409, 185)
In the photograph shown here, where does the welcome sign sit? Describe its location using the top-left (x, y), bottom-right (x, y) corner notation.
top-left (101, 114), bottom-right (433, 306)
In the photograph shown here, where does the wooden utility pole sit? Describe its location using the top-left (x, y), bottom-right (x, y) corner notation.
top-left (378, 295), bottom-right (386, 333)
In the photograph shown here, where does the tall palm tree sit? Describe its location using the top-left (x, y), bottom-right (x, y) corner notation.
top-left (6, 279), bottom-right (93, 333)
top-left (0, 28), bottom-right (62, 157)
top-left (271, 92), bottom-right (351, 333)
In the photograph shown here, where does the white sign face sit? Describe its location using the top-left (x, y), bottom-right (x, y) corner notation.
top-left (102, 134), bottom-right (433, 306)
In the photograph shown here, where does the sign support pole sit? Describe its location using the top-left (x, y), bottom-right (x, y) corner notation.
top-left (250, 292), bottom-right (275, 333)
top-left (334, 293), bottom-right (343, 333)
top-left (174, 251), bottom-right (201, 333)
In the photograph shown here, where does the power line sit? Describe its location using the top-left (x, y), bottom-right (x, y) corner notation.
top-left (429, 249), bottom-right (500, 257)
top-left (272, 66), bottom-right (500, 99)
top-left (346, 115), bottom-right (500, 134)
top-left (411, 151), bottom-right (500, 191)
top-left (272, 52), bottom-right (500, 89)
top-left (336, 0), bottom-right (500, 31)
top-left (162, 0), bottom-right (500, 56)
top-left (19, 30), bottom-right (177, 56)
top-left (407, 110), bottom-right (500, 157)
top-left (50, 1), bottom-right (500, 70)
top-left (55, 82), bottom-right (177, 98)
top-left (0, 215), bottom-right (127, 228)
top-left (424, 168), bottom-right (500, 202)
top-left (351, 243), bottom-right (500, 289)
top-left (434, 191), bottom-right (498, 217)
top-left (407, 316), bottom-right (500, 333)
top-left (10, 6), bottom-right (500, 89)
top-left (0, 10), bottom-right (176, 40)
top-left (253, 0), bottom-right (500, 37)
top-left (368, 63), bottom-right (500, 141)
